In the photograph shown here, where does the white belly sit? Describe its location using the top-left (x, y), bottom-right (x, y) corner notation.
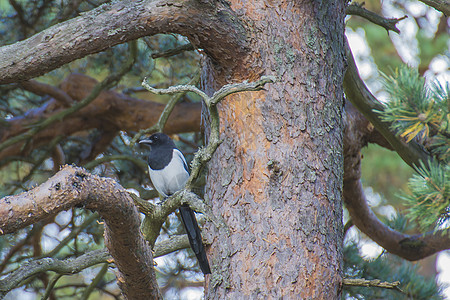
top-left (148, 158), bottom-right (189, 198)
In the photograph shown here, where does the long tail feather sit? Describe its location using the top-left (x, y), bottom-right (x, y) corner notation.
top-left (179, 204), bottom-right (211, 274)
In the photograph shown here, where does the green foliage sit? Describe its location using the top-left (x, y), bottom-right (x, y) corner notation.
top-left (343, 243), bottom-right (444, 299)
top-left (378, 66), bottom-right (449, 159)
top-left (400, 160), bottom-right (450, 231)
top-left (376, 66), bottom-right (449, 231)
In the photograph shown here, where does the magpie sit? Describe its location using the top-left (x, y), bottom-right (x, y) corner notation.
top-left (139, 133), bottom-right (211, 275)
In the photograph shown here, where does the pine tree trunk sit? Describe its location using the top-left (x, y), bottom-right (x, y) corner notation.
top-left (202, 1), bottom-right (346, 298)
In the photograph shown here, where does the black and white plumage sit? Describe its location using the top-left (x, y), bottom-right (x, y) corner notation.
top-left (139, 133), bottom-right (211, 275)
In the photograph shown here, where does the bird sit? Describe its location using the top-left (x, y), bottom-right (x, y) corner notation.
top-left (139, 132), bottom-right (211, 275)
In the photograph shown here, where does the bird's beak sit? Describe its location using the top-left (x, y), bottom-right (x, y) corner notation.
top-left (139, 139), bottom-right (152, 145)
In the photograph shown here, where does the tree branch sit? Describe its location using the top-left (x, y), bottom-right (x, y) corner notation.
top-left (0, 0), bottom-right (249, 84)
top-left (346, 3), bottom-right (407, 34)
top-left (344, 39), bottom-right (431, 169)
top-left (0, 73), bottom-right (201, 162)
top-left (0, 232), bottom-right (190, 298)
top-left (343, 278), bottom-right (401, 290)
top-left (20, 79), bottom-right (74, 107)
top-left (419, 0), bottom-right (450, 15)
top-left (0, 41), bottom-right (137, 155)
top-left (0, 249), bottom-right (109, 298)
top-left (0, 166), bottom-right (162, 299)
top-left (343, 104), bottom-right (450, 261)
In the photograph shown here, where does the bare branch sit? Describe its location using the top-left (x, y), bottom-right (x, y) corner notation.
top-left (346, 3), bottom-right (407, 33)
top-left (343, 278), bottom-right (401, 290)
top-left (0, 166), bottom-right (162, 299)
top-left (0, 249), bottom-right (109, 297)
top-left (419, 0), bottom-right (450, 15)
top-left (142, 78), bottom-right (210, 103)
top-left (151, 43), bottom-right (195, 59)
top-left (209, 76), bottom-right (277, 106)
top-left (20, 79), bottom-right (74, 107)
top-left (0, 0), bottom-right (248, 84)
top-left (153, 235), bottom-right (190, 257)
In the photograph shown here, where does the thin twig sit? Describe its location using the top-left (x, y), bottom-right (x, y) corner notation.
top-left (41, 274), bottom-right (63, 300)
top-left (346, 3), bottom-right (407, 34)
top-left (80, 263), bottom-right (108, 300)
top-left (343, 278), bottom-right (402, 291)
top-left (132, 72), bottom-right (201, 144)
top-left (43, 213), bottom-right (100, 259)
top-left (0, 235), bottom-right (192, 297)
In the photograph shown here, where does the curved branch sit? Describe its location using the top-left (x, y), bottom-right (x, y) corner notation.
top-left (419, 0), bottom-right (450, 15)
top-left (0, 166), bottom-right (162, 299)
top-left (344, 178), bottom-right (450, 261)
top-left (344, 39), bottom-right (431, 169)
top-left (20, 79), bottom-right (74, 107)
top-left (343, 104), bottom-right (450, 261)
top-left (0, 0), bottom-right (249, 84)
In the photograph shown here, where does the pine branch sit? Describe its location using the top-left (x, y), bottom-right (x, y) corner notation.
top-left (344, 39), bottom-right (431, 169)
top-left (343, 107), bottom-right (450, 260)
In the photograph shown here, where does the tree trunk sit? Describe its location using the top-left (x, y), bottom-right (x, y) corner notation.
top-left (202, 1), bottom-right (346, 298)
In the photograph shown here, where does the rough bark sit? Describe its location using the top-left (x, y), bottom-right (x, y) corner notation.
top-left (0, 74), bottom-right (201, 161)
top-left (0, 0), bottom-right (248, 84)
top-left (0, 166), bottom-right (161, 299)
top-left (202, 1), bottom-right (346, 298)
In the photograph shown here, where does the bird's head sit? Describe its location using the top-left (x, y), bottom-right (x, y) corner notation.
top-left (139, 132), bottom-right (174, 148)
